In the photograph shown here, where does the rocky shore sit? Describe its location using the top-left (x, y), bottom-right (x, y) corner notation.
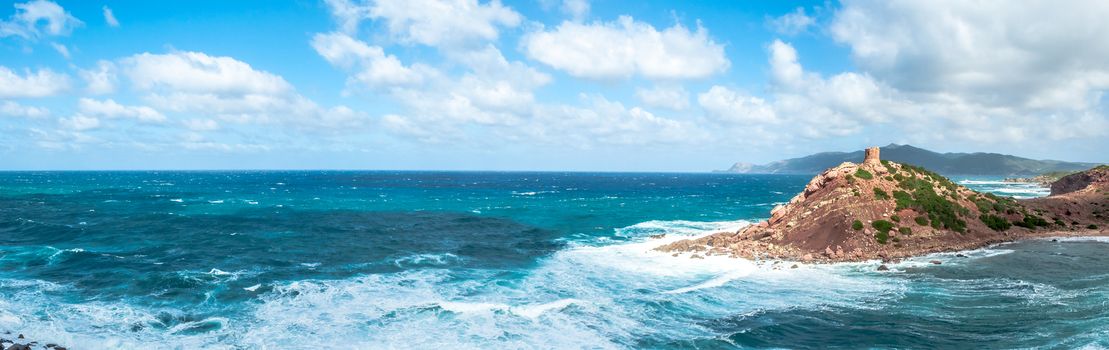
top-left (0, 332), bottom-right (66, 350)
top-left (657, 147), bottom-right (1109, 264)
top-left (1003, 171), bottom-right (1077, 186)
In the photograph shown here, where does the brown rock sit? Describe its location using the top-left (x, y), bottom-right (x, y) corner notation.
top-left (877, 264), bottom-right (890, 271)
top-left (930, 260), bottom-right (942, 265)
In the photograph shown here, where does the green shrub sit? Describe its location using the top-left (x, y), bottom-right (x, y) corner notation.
top-left (899, 227), bottom-right (912, 235)
top-left (874, 219), bottom-right (895, 243)
top-left (980, 214), bottom-right (1011, 231)
top-left (852, 220), bottom-right (863, 231)
top-left (1088, 224), bottom-right (1099, 230)
top-left (881, 160), bottom-right (898, 174)
top-left (1054, 218), bottom-right (1066, 226)
top-left (875, 230), bottom-right (889, 244)
top-left (1013, 215), bottom-right (1049, 229)
top-left (873, 188), bottom-right (889, 200)
top-left (891, 215), bottom-right (900, 222)
top-left (854, 169), bottom-right (874, 180)
top-left (892, 172), bottom-right (967, 233)
top-left (915, 216), bottom-right (929, 226)
top-left (872, 220), bottom-right (894, 233)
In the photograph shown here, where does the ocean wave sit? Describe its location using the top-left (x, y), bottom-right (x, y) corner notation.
top-left (436, 299), bottom-right (581, 319)
top-left (393, 253), bottom-right (461, 268)
top-left (613, 219), bottom-right (751, 238)
top-left (957, 180), bottom-right (1014, 185)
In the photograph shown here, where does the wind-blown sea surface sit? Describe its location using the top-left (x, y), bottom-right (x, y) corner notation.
top-left (1, 172), bottom-right (1106, 349)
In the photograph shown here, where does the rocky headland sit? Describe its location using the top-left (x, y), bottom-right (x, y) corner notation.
top-left (1003, 171), bottom-right (1077, 186)
top-left (660, 147), bottom-right (1109, 263)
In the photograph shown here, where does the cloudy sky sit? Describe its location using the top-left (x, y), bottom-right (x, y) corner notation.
top-left (1, 0), bottom-right (1106, 171)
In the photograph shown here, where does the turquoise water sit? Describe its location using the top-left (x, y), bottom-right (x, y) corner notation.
top-left (1, 171), bottom-right (1106, 349)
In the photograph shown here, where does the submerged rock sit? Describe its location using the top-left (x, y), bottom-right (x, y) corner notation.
top-left (930, 260), bottom-right (942, 265)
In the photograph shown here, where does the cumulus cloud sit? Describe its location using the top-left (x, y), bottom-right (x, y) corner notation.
top-left (124, 51), bottom-right (292, 95)
top-left (523, 16), bottom-right (729, 80)
top-left (0, 66), bottom-right (70, 98)
top-left (102, 5), bottom-right (119, 27)
top-left (79, 60), bottom-right (117, 94)
top-left (830, 0), bottom-right (1109, 111)
top-left (120, 51), bottom-right (366, 131)
top-left (824, 0), bottom-right (1109, 142)
top-left (324, 0), bottom-right (521, 48)
top-left (560, 0), bottom-right (588, 20)
top-left (77, 98), bottom-right (166, 123)
top-left (697, 86), bottom-right (777, 124)
top-left (768, 7), bottom-right (814, 35)
top-left (371, 0), bottom-right (520, 47)
top-left (58, 114), bottom-right (99, 131)
top-left (0, 0), bottom-right (82, 39)
top-left (635, 85), bottom-right (689, 110)
top-left (311, 32), bottom-right (432, 89)
top-left (0, 100), bottom-right (48, 118)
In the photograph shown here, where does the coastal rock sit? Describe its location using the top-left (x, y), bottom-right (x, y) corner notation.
top-left (656, 148), bottom-right (1109, 263)
top-left (930, 260), bottom-right (942, 265)
top-left (877, 264), bottom-right (889, 271)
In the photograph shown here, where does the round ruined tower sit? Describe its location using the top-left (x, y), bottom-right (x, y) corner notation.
top-left (864, 146), bottom-right (880, 164)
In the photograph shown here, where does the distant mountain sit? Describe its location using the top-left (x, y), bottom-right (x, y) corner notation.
top-left (719, 144), bottom-right (1100, 176)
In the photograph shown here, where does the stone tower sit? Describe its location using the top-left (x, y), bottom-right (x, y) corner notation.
top-left (864, 146), bottom-right (880, 164)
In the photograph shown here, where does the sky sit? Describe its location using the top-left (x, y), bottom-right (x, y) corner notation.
top-left (0, 0), bottom-right (1106, 171)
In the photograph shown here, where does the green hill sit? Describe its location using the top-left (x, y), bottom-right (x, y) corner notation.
top-left (720, 144), bottom-right (1099, 176)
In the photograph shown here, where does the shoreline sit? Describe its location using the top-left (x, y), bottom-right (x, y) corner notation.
top-left (653, 228), bottom-right (1109, 266)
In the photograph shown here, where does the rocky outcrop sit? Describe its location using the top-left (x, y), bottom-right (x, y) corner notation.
top-left (1050, 166), bottom-right (1109, 196)
top-left (660, 147), bottom-right (1109, 263)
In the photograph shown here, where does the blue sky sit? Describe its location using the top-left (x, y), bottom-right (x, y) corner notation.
top-left (1, 0), bottom-right (1106, 171)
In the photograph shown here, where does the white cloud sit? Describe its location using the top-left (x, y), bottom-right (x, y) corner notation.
top-left (0, 0), bottom-right (82, 39)
top-left (182, 119), bottom-right (220, 131)
top-left (830, 0), bottom-right (1109, 111)
top-left (77, 98), bottom-right (167, 123)
top-left (121, 51), bottom-right (367, 131)
top-left (311, 32), bottom-right (431, 89)
top-left (0, 100), bottom-right (48, 118)
top-left (560, 0), bottom-right (588, 20)
top-left (769, 7), bottom-right (814, 35)
top-left (523, 16), bottom-right (729, 80)
top-left (102, 5), bottom-right (119, 27)
top-left (58, 114), bottom-right (100, 131)
top-left (79, 60), bottom-right (117, 94)
top-left (50, 42), bottom-right (69, 58)
top-left (0, 66), bottom-right (70, 98)
top-left (697, 86), bottom-right (777, 124)
top-left (324, 0), bottom-right (521, 47)
top-left (370, 0), bottom-right (521, 47)
top-left (323, 0), bottom-right (372, 34)
top-left (527, 95), bottom-right (702, 147)
top-left (822, 0), bottom-right (1109, 143)
top-left (635, 85), bottom-right (689, 110)
top-left (124, 51), bottom-right (292, 95)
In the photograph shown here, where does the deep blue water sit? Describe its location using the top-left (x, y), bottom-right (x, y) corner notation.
top-left (0, 171), bottom-right (1106, 349)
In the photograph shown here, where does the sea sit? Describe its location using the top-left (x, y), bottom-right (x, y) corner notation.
top-left (0, 171), bottom-right (1105, 349)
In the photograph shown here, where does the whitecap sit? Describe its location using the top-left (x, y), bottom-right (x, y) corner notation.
top-left (244, 284), bottom-right (261, 292)
top-left (169, 198), bottom-right (183, 203)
